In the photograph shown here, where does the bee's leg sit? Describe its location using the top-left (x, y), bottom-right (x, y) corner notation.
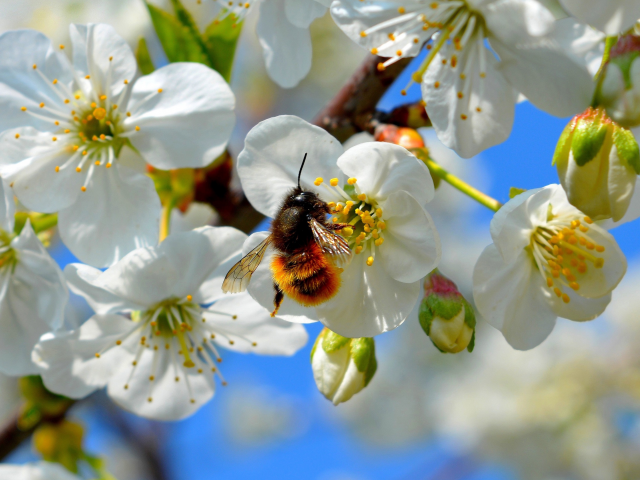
top-left (271, 283), bottom-right (284, 317)
top-left (327, 223), bottom-right (350, 231)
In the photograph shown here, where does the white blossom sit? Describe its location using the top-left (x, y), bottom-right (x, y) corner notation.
top-left (0, 23), bottom-right (235, 267)
top-left (330, 0), bottom-right (600, 157)
top-left (33, 227), bottom-right (307, 421)
top-left (236, 115), bottom-right (441, 338)
top-left (473, 184), bottom-right (627, 350)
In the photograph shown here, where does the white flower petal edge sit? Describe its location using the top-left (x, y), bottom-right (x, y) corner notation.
top-left (0, 24), bottom-right (235, 267)
top-left (0, 214), bottom-right (68, 377)
top-left (0, 462), bottom-right (82, 480)
top-left (473, 184), bottom-right (626, 350)
top-left (237, 115), bottom-right (441, 337)
top-left (560, 0), bottom-right (640, 35)
top-left (34, 226), bottom-right (307, 421)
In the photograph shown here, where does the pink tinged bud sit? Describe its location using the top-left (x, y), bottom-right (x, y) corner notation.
top-left (554, 107), bottom-right (640, 222)
top-left (419, 270), bottom-right (476, 354)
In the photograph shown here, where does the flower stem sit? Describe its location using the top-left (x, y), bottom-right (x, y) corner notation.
top-left (421, 156), bottom-right (502, 212)
top-left (159, 199), bottom-right (176, 242)
top-left (591, 35), bottom-right (618, 108)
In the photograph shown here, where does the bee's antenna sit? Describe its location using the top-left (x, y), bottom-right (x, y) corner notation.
top-left (298, 153), bottom-right (308, 190)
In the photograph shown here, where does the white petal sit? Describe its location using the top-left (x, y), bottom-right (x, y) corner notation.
top-left (490, 18), bottom-right (597, 118)
top-left (58, 164), bottom-right (160, 268)
top-left (285, 0), bottom-right (327, 28)
top-left (379, 191), bottom-right (441, 283)
top-left (545, 287), bottom-right (611, 321)
top-left (237, 115), bottom-right (344, 217)
top-left (560, 0), bottom-right (640, 35)
top-left (337, 142), bottom-right (434, 206)
top-left (125, 63), bottom-right (235, 169)
top-left (69, 23), bottom-right (137, 99)
top-left (203, 294), bottom-right (308, 355)
top-left (316, 253), bottom-right (420, 337)
top-left (64, 263), bottom-right (146, 314)
top-left (330, 0), bottom-right (425, 59)
top-left (244, 232), bottom-right (319, 323)
top-left (0, 30), bottom-right (73, 132)
top-left (0, 180), bottom-right (14, 232)
top-left (192, 226), bottom-right (248, 304)
top-left (601, 176), bottom-right (640, 229)
top-left (12, 220), bottom-right (67, 330)
top-left (33, 314), bottom-right (136, 399)
top-left (0, 128), bottom-right (83, 213)
top-left (106, 337), bottom-right (215, 421)
top-left (473, 244), bottom-right (557, 350)
top-left (0, 462), bottom-right (82, 480)
top-left (423, 41), bottom-right (516, 158)
top-left (257, 0), bottom-right (314, 88)
top-left (481, 0), bottom-right (555, 40)
top-left (489, 187), bottom-right (548, 264)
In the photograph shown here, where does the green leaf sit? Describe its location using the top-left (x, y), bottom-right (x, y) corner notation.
top-left (136, 37), bottom-right (155, 75)
top-left (145, 2), bottom-right (211, 66)
top-left (203, 16), bottom-right (243, 82)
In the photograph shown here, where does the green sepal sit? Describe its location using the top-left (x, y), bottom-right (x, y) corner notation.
top-left (203, 16), bottom-right (243, 82)
top-left (168, 0), bottom-right (213, 62)
top-left (552, 120), bottom-right (575, 167)
top-left (322, 329), bottom-right (350, 354)
top-left (467, 330), bottom-right (476, 353)
top-left (426, 293), bottom-right (463, 321)
top-left (145, 2), bottom-right (211, 65)
top-left (136, 37), bottom-right (155, 75)
top-left (571, 117), bottom-right (610, 166)
top-left (509, 187), bottom-right (527, 199)
top-left (462, 300), bottom-right (476, 329)
top-left (418, 298), bottom-right (433, 336)
top-left (613, 125), bottom-right (640, 173)
top-left (350, 338), bottom-right (376, 386)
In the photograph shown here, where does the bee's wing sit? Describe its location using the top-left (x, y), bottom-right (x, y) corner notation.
top-left (222, 236), bottom-right (273, 294)
top-left (309, 218), bottom-right (353, 268)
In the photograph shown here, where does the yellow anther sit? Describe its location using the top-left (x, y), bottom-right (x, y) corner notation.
top-left (583, 216), bottom-right (593, 224)
top-left (546, 277), bottom-right (553, 288)
top-left (187, 295), bottom-right (193, 302)
top-left (360, 31), bottom-right (367, 37)
top-left (556, 255), bottom-right (564, 263)
top-left (586, 242), bottom-right (595, 250)
top-left (64, 129), bottom-right (70, 133)
top-left (357, 193), bottom-right (367, 201)
top-left (342, 227), bottom-right (354, 237)
top-left (75, 94), bottom-right (81, 100)
top-left (398, 6), bottom-right (405, 13)
top-left (39, 102), bottom-right (45, 108)
top-left (552, 269), bottom-right (560, 278)
top-left (99, 95), bottom-right (107, 101)
top-left (548, 260), bottom-right (560, 270)
top-left (355, 246), bottom-right (363, 254)
top-left (92, 135), bottom-right (98, 141)
top-left (92, 107), bottom-right (107, 120)
top-left (554, 287), bottom-right (562, 297)
top-left (76, 167), bottom-right (82, 173)
top-left (106, 163), bottom-right (112, 168)
top-left (332, 217), bottom-right (338, 223)
top-left (335, 203), bottom-right (344, 212)
top-left (569, 282), bottom-right (580, 291)
top-left (158, 88), bottom-right (163, 93)
top-left (366, 256), bottom-right (374, 266)
top-left (124, 79), bottom-right (129, 85)
top-left (327, 202), bottom-right (336, 208)
top-left (314, 177), bottom-right (323, 186)
top-left (364, 224), bottom-right (371, 233)
top-left (21, 107), bottom-right (26, 111)
top-left (94, 161), bottom-right (100, 166)
top-left (14, 133), bottom-right (19, 139)
top-left (82, 151), bottom-right (87, 156)
top-left (375, 238), bottom-right (384, 246)
top-left (330, 178), bottom-right (339, 187)
top-left (135, 126), bottom-right (140, 131)
top-left (371, 48), bottom-right (378, 55)
top-left (90, 102), bottom-right (97, 108)
top-left (375, 208), bottom-right (383, 217)
top-left (348, 177), bottom-right (357, 185)
top-left (95, 353), bottom-right (100, 358)
top-left (562, 294), bottom-right (570, 303)
top-left (85, 75), bottom-right (91, 79)
top-left (81, 186), bottom-right (87, 192)
top-left (595, 245), bottom-right (605, 253)
top-left (579, 225), bottom-right (589, 233)
top-left (372, 229), bottom-right (379, 239)
top-left (345, 201), bottom-right (354, 209)
top-left (355, 208), bottom-right (361, 215)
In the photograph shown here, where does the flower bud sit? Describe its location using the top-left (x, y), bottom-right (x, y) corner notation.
top-left (419, 270), bottom-right (475, 353)
top-left (33, 420), bottom-right (84, 473)
top-left (599, 35), bottom-right (640, 128)
top-left (554, 107), bottom-right (640, 222)
top-left (311, 328), bottom-right (377, 405)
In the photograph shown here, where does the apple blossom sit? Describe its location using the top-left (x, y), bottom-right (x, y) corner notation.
top-left (216, 0), bottom-right (331, 88)
top-left (330, 0), bottom-right (600, 157)
top-left (473, 185), bottom-right (627, 350)
top-left (236, 115), bottom-right (441, 338)
top-left (33, 227), bottom-right (308, 421)
top-left (0, 23), bottom-right (235, 267)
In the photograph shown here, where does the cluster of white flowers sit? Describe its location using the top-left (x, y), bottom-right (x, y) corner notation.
top-left (0, 0), bottom-right (637, 452)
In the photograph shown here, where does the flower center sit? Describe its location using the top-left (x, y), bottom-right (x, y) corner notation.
top-left (529, 213), bottom-right (605, 304)
top-left (92, 295), bottom-right (257, 405)
top-left (20, 59), bottom-right (162, 193)
top-left (0, 231), bottom-right (16, 273)
top-left (313, 177), bottom-right (387, 267)
top-left (215, 0), bottom-right (253, 24)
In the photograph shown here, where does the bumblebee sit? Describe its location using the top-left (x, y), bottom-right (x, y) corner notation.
top-left (222, 154), bottom-right (352, 316)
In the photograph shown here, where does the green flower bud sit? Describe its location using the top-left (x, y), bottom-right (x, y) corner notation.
top-left (599, 35), bottom-right (640, 129)
top-left (419, 270), bottom-right (475, 354)
top-left (554, 107), bottom-right (640, 222)
top-left (310, 328), bottom-right (377, 405)
top-left (33, 420), bottom-right (84, 473)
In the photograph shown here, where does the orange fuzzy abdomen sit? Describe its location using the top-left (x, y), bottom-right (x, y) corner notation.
top-left (271, 242), bottom-right (341, 307)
